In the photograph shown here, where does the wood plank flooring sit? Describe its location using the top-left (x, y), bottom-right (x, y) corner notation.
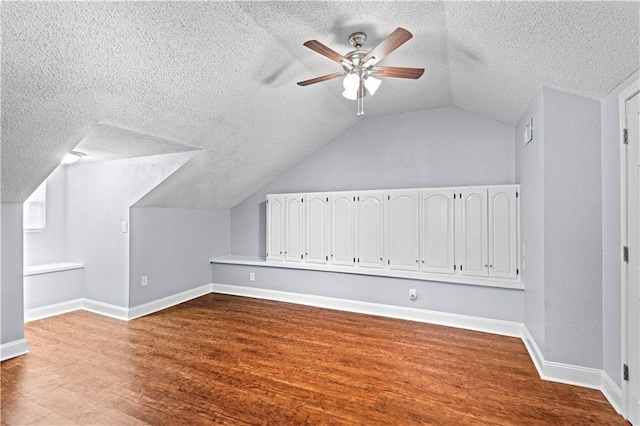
top-left (1, 293), bottom-right (626, 425)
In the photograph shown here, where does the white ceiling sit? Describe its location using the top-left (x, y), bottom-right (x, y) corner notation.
top-left (2, 1), bottom-right (638, 208)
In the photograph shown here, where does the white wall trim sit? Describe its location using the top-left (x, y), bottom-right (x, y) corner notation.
top-left (522, 327), bottom-right (544, 377)
top-left (1, 338), bottom-right (30, 361)
top-left (23, 284), bottom-right (215, 324)
top-left (522, 326), bottom-right (612, 391)
top-left (210, 283), bottom-right (523, 338)
top-left (603, 371), bottom-right (623, 415)
top-left (82, 299), bottom-right (129, 321)
top-left (128, 284), bottom-right (213, 320)
top-left (619, 78), bottom-right (640, 421)
top-left (25, 299), bottom-right (83, 322)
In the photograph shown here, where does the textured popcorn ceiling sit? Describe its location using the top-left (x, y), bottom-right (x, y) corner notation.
top-left (1, 1), bottom-right (638, 208)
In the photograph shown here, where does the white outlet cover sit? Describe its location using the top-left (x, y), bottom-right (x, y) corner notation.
top-left (141, 275), bottom-right (148, 286)
top-left (249, 272), bottom-right (255, 282)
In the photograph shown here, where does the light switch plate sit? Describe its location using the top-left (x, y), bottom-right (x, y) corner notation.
top-left (121, 221), bottom-right (128, 233)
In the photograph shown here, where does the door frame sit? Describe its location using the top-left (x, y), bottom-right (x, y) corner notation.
top-left (620, 79), bottom-right (640, 420)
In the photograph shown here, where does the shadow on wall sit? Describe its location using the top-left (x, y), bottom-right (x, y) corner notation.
top-left (259, 200), bottom-right (266, 258)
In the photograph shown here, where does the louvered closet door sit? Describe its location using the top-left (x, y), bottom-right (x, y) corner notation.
top-left (385, 190), bottom-right (419, 271)
top-left (266, 195), bottom-right (285, 261)
top-left (459, 188), bottom-right (488, 277)
top-left (488, 186), bottom-right (518, 279)
top-left (420, 189), bottom-right (455, 274)
top-left (358, 191), bottom-right (385, 269)
top-left (331, 192), bottom-right (357, 266)
top-left (284, 195), bottom-right (305, 263)
top-left (306, 193), bottom-right (330, 264)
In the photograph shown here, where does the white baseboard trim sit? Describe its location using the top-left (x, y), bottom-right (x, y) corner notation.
top-left (82, 299), bottom-right (130, 321)
top-left (602, 371), bottom-right (623, 415)
top-left (1, 338), bottom-right (30, 361)
top-left (25, 299), bottom-right (84, 322)
top-left (209, 283), bottom-right (524, 338)
top-left (23, 284), bottom-right (215, 323)
top-left (522, 327), bottom-right (602, 389)
top-left (128, 284), bottom-right (213, 320)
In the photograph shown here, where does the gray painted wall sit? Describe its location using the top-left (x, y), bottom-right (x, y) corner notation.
top-left (129, 207), bottom-right (230, 307)
top-left (543, 87), bottom-right (602, 368)
top-left (515, 89), bottom-right (546, 354)
top-left (23, 166), bottom-right (67, 266)
top-left (211, 264), bottom-right (524, 322)
top-left (221, 106), bottom-right (522, 323)
top-left (231, 106), bottom-right (515, 258)
top-left (66, 152), bottom-right (194, 307)
top-left (602, 70), bottom-right (640, 386)
top-left (24, 269), bottom-right (83, 310)
top-left (1, 204), bottom-right (25, 344)
top-left (516, 87), bottom-right (602, 369)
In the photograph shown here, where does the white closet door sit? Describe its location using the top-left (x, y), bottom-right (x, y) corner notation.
top-left (488, 186), bottom-right (518, 279)
top-left (306, 193), bottom-right (330, 264)
top-left (420, 189), bottom-right (455, 274)
top-left (266, 195), bottom-right (285, 261)
top-left (284, 195), bottom-right (305, 263)
top-left (331, 192), bottom-right (357, 266)
top-left (459, 188), bottom-right (488, 277)
top-left (358, 191), bottom-right (385, 269)
top-left (385, 190), bottom-right (419, 271)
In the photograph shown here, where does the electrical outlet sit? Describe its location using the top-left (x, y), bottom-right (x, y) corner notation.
top-left (141, 276), bottom-right (148, 287)
top-left (250, 272), bottom-right (255, 282)
top-left (121, 221), bottom-right (128, 233)
top-left (409, 288), bottom-right (417, 301)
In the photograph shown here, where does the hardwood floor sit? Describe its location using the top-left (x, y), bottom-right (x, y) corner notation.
top-left (1, 293), bottom-right (626, 425)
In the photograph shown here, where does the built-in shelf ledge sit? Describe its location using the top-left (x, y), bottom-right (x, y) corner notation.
top-left (210, 256), bottom-right (267, 266)
top-left (24, 262), bottom-right (84, 277)
top-left (210, 256), bottom-right (524, 290)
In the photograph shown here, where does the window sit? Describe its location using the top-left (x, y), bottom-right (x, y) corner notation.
top-left (23, 181), bottom-right (46, 231)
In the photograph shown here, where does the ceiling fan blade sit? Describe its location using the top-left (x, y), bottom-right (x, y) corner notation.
top-left (303, 40), bottom-right (350, 65)
top-left (371, 66), bottom-right (424, 79)
top-left (297, 72), bottom-right (344, 87)
top-left (362, 28), bottom-right (413, 66)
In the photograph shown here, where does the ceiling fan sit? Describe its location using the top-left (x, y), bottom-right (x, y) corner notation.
top-left (297, 27), bottom-right (424, 117)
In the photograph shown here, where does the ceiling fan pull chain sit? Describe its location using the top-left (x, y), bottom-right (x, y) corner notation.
top-left (357, 80), bottom-right (365, 117)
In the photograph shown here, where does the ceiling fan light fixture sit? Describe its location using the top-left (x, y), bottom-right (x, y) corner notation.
top-left (342, 88), bottom-right (358, 101)
top-left (343, 73), bottom-right (360, 91)
top-left (364, 76), bottom-right (381, 95)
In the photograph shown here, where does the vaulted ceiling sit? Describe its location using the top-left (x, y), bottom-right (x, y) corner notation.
top-left (2, 1), bottom-right (638, 208)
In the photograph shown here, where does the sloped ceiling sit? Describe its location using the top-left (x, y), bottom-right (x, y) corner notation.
top-left (2, 1), bottom-right (638, 208)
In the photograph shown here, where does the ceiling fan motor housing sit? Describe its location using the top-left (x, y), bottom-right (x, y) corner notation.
top-left (349, 32), bottom-right (367, 49)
